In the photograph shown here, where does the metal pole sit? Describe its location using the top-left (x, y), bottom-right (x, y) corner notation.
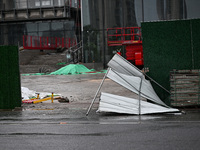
top-left (88, 33), bottom-right (90, 61)
top-left (80, 0), bottom-right (84, 62)
top-left (144, 73), bottom-right (170, 94)
top-left (138, 77), bottom-right (143, 115)
top-left (102, 0), bottom-right (106, 68)
top-left (17, 41), bottom-right (22, 107)
top-left (86, 68), bottom-right (109, 116)
top-left (142, 0), bottom-right (144, 22)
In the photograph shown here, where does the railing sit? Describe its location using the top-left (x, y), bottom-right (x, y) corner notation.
top-left (66, 40), bottom-right (83, 63)
top-left (23, 35), bottom-right (76, 50)
top-left (107, 27), bottom-right (142, 46)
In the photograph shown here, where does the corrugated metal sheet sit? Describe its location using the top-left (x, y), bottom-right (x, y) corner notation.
top-left (0, 46), bottom-right (21, 109)
top-left (98, 92), bottom-right (178, 115)
top-left (106, 68), bottom-right (168, 107)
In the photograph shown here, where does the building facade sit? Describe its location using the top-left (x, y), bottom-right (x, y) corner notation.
top-left (0, 0), bottom-right (81, 48)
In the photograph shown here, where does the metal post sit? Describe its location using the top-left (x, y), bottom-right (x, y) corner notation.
top-left (144, 73), bottom-right (170, 94)
top-left (17, 41), bottom-right (22, 108)
top-left (138, 77), bottom-right (143, 115)
top-left (88, 32), bottom-right (90, 61)
top-left (102, 0), bottom-right (106, 68)
top-left (142, 0), bottom-right (144, 22)
top-left (80, 0), bottom-right (84, 62)
top-left (86, 68), bottom-right (109, 116)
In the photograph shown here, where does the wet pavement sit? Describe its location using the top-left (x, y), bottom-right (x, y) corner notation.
top-left (1, 73), bottom-right (200, 149)
top-left (1, 102), bottom-right (200, 124)
top-left (1, 101), bottom-right (200, 150)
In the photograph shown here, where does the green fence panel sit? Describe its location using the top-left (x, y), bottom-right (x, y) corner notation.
top-left (0, 46), bottom-right (21, 109)
top-left (191, 19), bottom-right (200, 69)
top-left (141, 19), bottom-right (200, 105)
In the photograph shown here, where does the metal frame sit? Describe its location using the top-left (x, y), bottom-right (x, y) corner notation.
top-left (86, 68), bottom-right (109, 116)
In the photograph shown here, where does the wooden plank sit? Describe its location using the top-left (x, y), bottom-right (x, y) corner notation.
top-left (170, 83), bottom-right (198, 88)
top-left (170, 69), bottom-right (200, 107)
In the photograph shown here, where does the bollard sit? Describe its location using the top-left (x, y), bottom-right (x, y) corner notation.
top-left (36, 93), bottom-right (40, 99)
top-left (51, 92), bottom-right (54, 103)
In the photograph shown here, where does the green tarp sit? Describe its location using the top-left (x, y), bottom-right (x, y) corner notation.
top-left (50, 64), bottom-right (93, 75)
top-left (22, 64), bottom-right (107, 76)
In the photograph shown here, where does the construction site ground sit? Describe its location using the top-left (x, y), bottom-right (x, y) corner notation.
top-left (20, 73), bottom-right (137, 112)
top-left (0, 72), bottom-right (199, 150)
top-left (1, 52), bottom-right (200, 149)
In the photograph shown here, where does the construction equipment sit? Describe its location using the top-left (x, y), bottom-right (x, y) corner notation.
top-left (107, 27), bottom-right (143, 67)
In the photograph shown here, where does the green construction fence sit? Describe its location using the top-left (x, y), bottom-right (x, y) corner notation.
top-left (141, 19), bottom-right (200, 105)
top-left (0, 46), bottom-right (21, 109)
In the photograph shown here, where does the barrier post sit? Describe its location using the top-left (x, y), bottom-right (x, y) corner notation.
top-left (51, 92), bottom-right (54, 103)
top-left (36, 93), bottom-right (40, 99)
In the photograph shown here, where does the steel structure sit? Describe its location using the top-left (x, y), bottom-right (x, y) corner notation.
top-left (0, 0), bottom-right (81, 22)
